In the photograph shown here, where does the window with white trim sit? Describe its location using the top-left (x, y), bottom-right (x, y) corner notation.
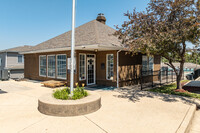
top-left (106, 54), bottom-right (114, 80)
top-left (79, 54), bottom-right (86, 80)
top-left (142, 55), bottom-right (154, 75)
top-left (47, 55), bottom-right (56, 78)
top-left (57, 55), bottom-right (67, 79)
top-left (39, 56), bottom-right (47, 76)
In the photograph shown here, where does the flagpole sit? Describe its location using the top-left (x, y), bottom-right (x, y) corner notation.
top-left (70, 0), bottom-right (76, 95)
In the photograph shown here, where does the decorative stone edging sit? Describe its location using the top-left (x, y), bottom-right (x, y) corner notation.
top-left (38, 92), bottom-right (101, 116)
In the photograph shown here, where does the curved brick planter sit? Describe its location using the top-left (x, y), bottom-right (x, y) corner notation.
top-left (38, 92), bottom-right (101, 116)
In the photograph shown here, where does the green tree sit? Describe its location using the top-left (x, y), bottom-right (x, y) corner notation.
top-left (163, 51), bottom-right (200, 65)
top-left (185, 50), bottom-right (200, 65)
top-left (115, 0), bottom-right (200, 89)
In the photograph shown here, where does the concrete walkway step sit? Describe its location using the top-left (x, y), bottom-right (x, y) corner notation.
top-left (190, 110), bottom-right (200, 133)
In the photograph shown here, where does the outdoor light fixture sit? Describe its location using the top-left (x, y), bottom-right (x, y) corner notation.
top-left (94, 49), bottom-right (98, 52)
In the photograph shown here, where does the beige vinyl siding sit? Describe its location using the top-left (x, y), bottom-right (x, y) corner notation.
top-left (6, 52), bottom-right (24, 68)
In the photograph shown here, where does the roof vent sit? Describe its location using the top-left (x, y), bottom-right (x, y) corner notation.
top-left (96, 13), bottom-right (106, 24)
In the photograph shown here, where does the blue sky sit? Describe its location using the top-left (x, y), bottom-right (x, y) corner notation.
top-left (0, 0), bottom-right (150, 50)
top-left (0, 0), bottom-right (193, 50)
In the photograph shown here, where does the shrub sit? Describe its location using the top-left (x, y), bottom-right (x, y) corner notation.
top-left (53, 83), bottom-right (88, 100)
top-left (72, 84), bottom-right (88, 100)
top-left (53, 88), bottom-right (70, 100)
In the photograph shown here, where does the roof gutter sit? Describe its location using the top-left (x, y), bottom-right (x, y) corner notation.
top-left (21, 45), bottom-right (124, 54)
top-left (20, 47), bottom-right (71, 54)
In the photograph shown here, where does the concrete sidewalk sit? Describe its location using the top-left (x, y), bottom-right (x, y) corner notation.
top-left (0, 80), bottom-right (196, 133)
top-left (190, 110), bottom-right (200, 133)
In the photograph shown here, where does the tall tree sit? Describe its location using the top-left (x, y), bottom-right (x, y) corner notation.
top-left (115, 0), bottom-right (200, 89)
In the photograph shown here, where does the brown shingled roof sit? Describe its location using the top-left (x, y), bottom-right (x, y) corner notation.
top-left (0, 45), bottom-right (33, 53)
top-left (29, 20), bottom-right (122, 52)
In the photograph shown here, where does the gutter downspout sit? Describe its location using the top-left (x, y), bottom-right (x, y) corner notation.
top-left (117, 50), bottom-right (122, 88)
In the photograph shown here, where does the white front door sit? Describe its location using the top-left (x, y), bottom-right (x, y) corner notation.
top-left (87, 55), bottom-right (95, 85)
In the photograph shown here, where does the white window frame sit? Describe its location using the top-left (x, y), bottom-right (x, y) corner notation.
top-left (149, 56), bottom-right (154, 71)
top-left (86, 54), bottom-right (96, 85)
top-left (106, 54), bottom-right (114, 80)
top-left (79, 53), bottom-right (86, 81)
top-left (56, 54), bottom-right (67, 80)
top-left (47, 55), bottom-right (56, 78)
top-left (39, 55), bottom-right (47, 77)
top-left (142, 55), bottom-right (154, 75)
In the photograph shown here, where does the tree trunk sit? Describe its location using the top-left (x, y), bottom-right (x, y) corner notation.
top-left (176, 74), bottom-right (182, 89)
top-left (176, 61), bottom-right (184, 89)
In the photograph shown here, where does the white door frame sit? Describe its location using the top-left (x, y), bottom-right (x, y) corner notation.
top-left (87, 54), bottom-right (96, 85)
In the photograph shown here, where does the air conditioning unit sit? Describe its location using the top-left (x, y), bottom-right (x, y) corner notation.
top-left (0, 70), bottom-right (9, 80)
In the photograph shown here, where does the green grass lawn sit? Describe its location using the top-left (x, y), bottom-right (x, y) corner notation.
top-left (149, 81), bottom-right (200, 99)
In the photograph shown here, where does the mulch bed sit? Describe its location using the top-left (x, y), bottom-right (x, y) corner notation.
top-left (174, 81), bottom-right (192, 93)
top-left (174, 89), bottom-right (190, 93)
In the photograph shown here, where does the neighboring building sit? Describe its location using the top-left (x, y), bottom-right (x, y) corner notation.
top-left (161, 62), bottom-right (200, 79)
top-left (161, 62), bottom-right (200, 72)
top-left (0, 45), bottom-right (33, 79)
top-left (22, 14), bottom-right (161, 87)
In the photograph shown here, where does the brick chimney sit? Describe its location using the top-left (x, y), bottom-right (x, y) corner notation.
top-left (96, 13), bottom-right (106, 24)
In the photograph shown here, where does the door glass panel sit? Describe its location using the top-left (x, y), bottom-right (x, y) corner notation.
top-left (87, 58), bottom-right (95, 84)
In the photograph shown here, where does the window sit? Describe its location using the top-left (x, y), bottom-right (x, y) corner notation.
top-left (106, 54), bottom-right (114, 80)
top-left (142, 55), bottom-right (154, 75)
top-left (18, 55), bottom-right (23, 63)
top-left (142, 56), bottom-right (148, 72)
top-left (56, 55), bottom-right (67, 79)
top-left (47, 55), bottom-right (56, 78)
top-left (79, 54), bottom-right (86, 80)
top-left (39, 55), bottom-right (47, 76)
top-left (0, 58), bottom-right (2, 66)
top-left (149, 56), bottom-right (154, 71)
